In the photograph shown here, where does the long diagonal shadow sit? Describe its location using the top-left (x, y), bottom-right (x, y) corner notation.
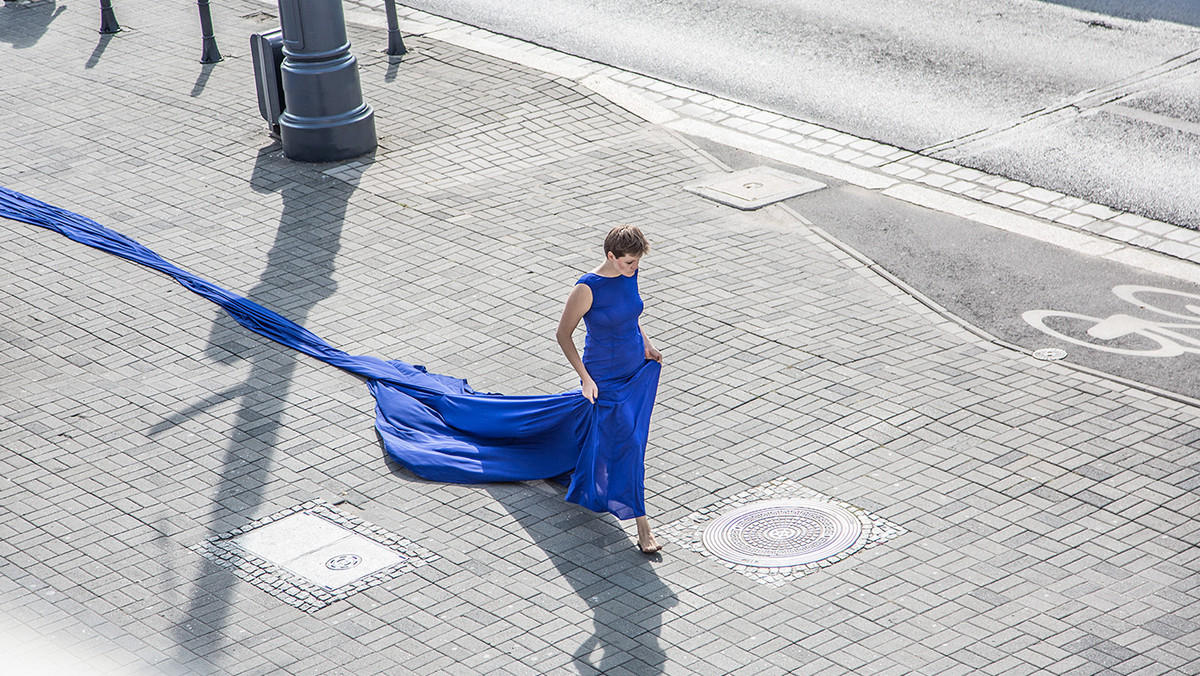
top-left (483, 482), bottom-right (677, 674)
top-left (167, 145), bottom-right (366, 659)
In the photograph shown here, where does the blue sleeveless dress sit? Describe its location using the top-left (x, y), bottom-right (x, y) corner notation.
top-left (0, 187), bottom-right (661, 521)
top-left (565, 271), bottom-right (661, 519)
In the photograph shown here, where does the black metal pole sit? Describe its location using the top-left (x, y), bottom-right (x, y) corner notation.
top-left (99, 0), bottom-right (120, 34)
top-left (275, 0), bottom-right (376, 162)
top-left (197, 0), bottom-right (222, 63)
top-left (383, 0), bottom-right (407, 61)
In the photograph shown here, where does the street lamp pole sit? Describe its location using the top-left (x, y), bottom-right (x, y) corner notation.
top-left (197, 0), bottom-right (222, 64)
top-left (99, 0), bottom-right (120, 34)
top-left (275, 0), bottom-right (377, 162)
top-left (383, 0), bottom-right (407, 61)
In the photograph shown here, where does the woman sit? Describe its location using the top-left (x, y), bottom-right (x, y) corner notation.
top-left (556, 225), bottom-right (663, 553)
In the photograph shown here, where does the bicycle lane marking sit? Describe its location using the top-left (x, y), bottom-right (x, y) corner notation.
top-left (1023, 285), bottom-right (1200, 357)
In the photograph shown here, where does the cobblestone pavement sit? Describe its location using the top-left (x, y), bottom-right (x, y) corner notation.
top-left (2, 1), bottom-right (1199, 675)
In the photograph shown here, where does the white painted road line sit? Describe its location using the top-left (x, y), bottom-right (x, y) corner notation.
top-left (1104, 103), bottom-right (1200, 138)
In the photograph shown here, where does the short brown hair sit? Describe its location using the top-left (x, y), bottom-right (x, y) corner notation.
top-left (604, 225), bottom-right (650, 259)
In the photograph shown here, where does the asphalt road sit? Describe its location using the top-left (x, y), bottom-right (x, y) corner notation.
top-left (402, 0), bottom-right (1200, 227)
top-left (692, 135), bottom-right (1200, 402)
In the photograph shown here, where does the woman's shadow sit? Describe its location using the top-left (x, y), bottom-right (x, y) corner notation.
top-left (384, 452), bottom-right (675, 674)
top-left (491, 480), bottom-right (676, 674)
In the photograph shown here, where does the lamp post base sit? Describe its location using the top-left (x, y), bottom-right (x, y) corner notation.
top-left (99, 0), bottom-right (121, 34)
top-left (279, 104), bottom-right (376, 163)
top-left (275, 0), bottom-right (378, 163)
top-left (200, 38), bottom-right (223, 64)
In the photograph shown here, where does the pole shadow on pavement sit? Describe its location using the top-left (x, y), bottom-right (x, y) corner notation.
top-left (190, 62), bottom-right (217, 98)
top-left (0, 0), bottom-right (65, 49)
top-left (84, 31), bottom-right (114, 69)
top-left (151, 144), bottom-right (363, 656)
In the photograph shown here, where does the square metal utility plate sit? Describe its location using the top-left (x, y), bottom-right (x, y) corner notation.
top-left (685, 166), bottom-right (826, 210)
top-left (193, 500), bottom-right (437, 612)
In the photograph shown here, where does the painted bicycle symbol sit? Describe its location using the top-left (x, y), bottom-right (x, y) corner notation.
top-left (1023, 285), bottom-right (1200, 357)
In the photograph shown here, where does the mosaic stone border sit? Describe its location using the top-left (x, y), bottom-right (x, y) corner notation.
top-left (191, 499), bottom-right (438, 612)
top-left (661, 479), bottom-right (906, 585)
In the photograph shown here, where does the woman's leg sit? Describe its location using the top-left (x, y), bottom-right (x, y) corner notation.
top-left (635, 516), bottom-right (661, 553)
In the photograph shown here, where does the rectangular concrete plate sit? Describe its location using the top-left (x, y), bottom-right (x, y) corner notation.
top-left (192, 500), bottom-right (438, 612)
top-left (233, 513), bottom-right (406, 590)
top-left (685, 166), bottom-right (826, 210)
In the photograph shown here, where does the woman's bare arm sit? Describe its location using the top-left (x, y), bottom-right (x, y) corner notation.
top-left (556, 283), bottom-right (597, 402)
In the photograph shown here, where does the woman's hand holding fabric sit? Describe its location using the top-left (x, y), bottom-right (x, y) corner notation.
top-left (581, 377), bottom-right (599, 403)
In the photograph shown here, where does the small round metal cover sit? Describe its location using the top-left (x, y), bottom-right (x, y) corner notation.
top-left (1032, 348), bottom-right (1067, 361)
top-left (325, 554), bottom-right (362, 571)
top-left (702, 499), bottom-right (866, 567)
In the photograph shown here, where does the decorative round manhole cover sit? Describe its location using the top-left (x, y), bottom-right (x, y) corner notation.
top-left (1032, 348), bottom-right (1067, 361)
top-left (325, 554), bottom-right (362, 571)
top-left (702, 499), bottom-right (867, 567)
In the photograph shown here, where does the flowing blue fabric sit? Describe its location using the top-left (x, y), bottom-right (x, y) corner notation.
top-left (0, 186), bottom-right (659, 520)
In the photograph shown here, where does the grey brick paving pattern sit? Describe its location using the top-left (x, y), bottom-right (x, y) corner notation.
top-left (2, 1), bottom-right (1199, 674)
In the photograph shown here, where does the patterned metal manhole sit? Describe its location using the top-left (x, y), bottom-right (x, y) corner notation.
top-left (702, 498), bottom-right (868, 567)
top-left (1032, 347), bottom-right (1068, 361)
top-left (662, 480), bottom-right (906, 584)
